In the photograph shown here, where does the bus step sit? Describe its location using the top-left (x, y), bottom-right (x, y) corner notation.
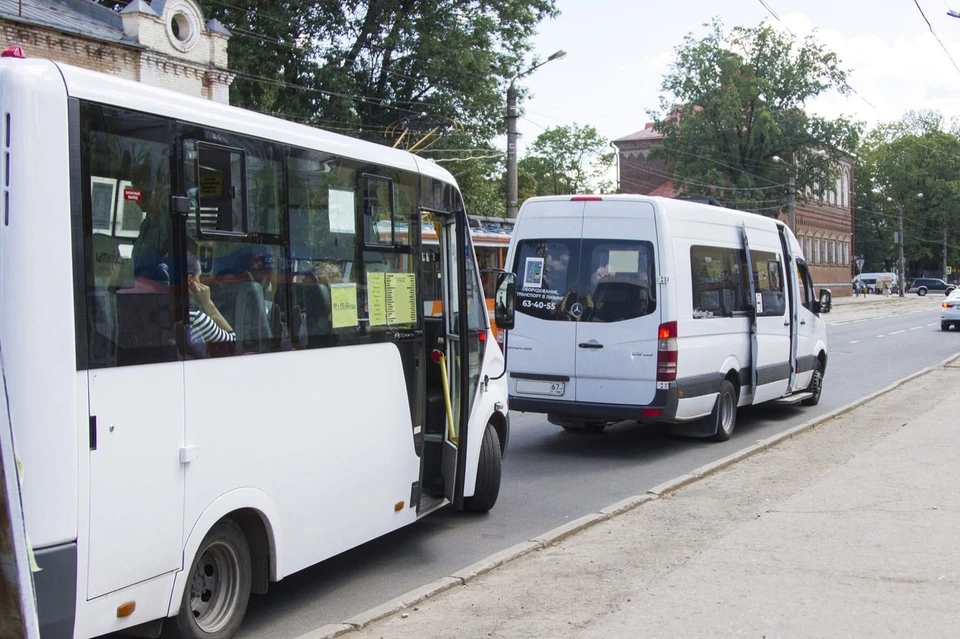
top-left (774, 392), bottom-right (813, 405)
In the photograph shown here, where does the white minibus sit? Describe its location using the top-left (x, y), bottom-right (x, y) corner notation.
top-left (504, 195), bottom-right (831, 439)
top-left (0, 57), bottom-right (516, 638)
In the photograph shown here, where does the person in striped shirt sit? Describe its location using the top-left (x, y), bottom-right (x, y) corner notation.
top-left (187, 252), bottom-right (235, 343)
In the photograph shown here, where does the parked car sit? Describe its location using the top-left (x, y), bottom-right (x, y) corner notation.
top-left (909, 277), bottom-right (956, 296)
top-left (941, 290), bottom-right (960, 330)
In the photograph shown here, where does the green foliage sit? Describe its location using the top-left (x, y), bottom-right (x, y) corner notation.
top-left (517, 124), bottom-right (614, 201)
top-left (94, 1), bottom-right (558, 216)
top-left (651, 18), bottom-right (861, 214)
top-left (857, 113), bottom-right (960, 276)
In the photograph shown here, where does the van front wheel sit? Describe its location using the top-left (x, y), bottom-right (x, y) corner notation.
top-left (802, 362), bottom-right (824, 407)
top-left (708, 381), bottom-right (738, 442)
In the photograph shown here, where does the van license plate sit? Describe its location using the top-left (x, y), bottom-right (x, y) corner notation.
top-left (517, 380), bottom-right (565, 396)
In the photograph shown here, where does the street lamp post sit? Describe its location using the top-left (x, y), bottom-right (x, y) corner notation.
top-left (886, 193), bottom-right (922, 298)
top-left (506, 50), bottom-right (566, 219)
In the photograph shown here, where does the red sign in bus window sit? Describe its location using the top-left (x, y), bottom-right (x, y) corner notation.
top-left (123, 188), bottom-right (142, 202)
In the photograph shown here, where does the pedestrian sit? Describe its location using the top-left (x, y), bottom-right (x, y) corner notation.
top-left (853, 279), bottom-right (861, 298)
top-left (882, 279), bottom-right (890, 298)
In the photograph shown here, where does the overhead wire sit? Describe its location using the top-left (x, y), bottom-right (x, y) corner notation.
top-left (912, 0), bottom-right (960, 76)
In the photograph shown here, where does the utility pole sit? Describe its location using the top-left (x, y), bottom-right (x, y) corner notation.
top-left (898, 202), bottom-right (905, 297)
top-left (785, 161), bottom-right (796, 232)
top-left (945, 222), bottom-right (949, 282)
top-left (504, 50), bottom-right (566, 219)
top-left (505, 81), bottom-right (519, 219)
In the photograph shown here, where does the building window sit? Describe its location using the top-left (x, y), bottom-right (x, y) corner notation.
top-left (814, 238), bottom-right (821, 264)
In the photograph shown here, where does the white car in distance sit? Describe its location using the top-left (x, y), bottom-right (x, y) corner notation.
top-left (941, 290), bottom-right (960, 331)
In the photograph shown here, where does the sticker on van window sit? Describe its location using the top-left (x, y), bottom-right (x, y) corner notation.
top-left (755, 292), bottom-right (764, 314)
top-left (523, 257), bottom-right (544, 289)
top-left (608, 250), bottom-right (639, 274)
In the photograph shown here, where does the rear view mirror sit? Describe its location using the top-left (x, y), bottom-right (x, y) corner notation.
top-left (494, 272), bottom-right (517, 330)
top-left (818, 288), bottom-right (832, 314)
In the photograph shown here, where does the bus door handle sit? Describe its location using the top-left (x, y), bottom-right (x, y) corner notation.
top-left (578, 341), bottom-right (603, 349)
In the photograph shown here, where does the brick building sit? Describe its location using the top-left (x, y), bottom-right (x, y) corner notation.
top-left (613, 122), bottom-right (855, 295)
top-left (0, 0), bottom-right (232, 103)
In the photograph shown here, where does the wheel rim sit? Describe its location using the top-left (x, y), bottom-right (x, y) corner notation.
top-left (720, 391), bottom-right (735, 434)
top-left (189, 540), bottom-right (242, 633)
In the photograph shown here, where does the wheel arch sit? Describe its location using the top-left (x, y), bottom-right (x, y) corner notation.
top-left (487, 409), bottom-right (509, 458)
top-left (167, 488), bottom-right (282, 617)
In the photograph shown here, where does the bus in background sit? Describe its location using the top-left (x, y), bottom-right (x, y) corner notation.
top-left (422, 222), bottom-right (512, 340)
top-left (0, 57), bottom-right (516, 639)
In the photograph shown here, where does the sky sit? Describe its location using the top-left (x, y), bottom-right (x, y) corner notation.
top-left (511, 0), bottom-right (960, 155)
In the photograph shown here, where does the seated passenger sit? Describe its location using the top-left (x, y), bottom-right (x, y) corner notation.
top-left (187, 252), bottom-right (236, 343)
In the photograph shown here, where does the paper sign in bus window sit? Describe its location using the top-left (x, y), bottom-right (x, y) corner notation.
top-left (755, 292), bottom-right (764, 315)
top-left (367, 272), bottom-right (387, 327)
top-left (523, 257), bottom-right (544, 288)
top-left (329, 189), bottom-right (356, 234)
top-left (385, 272), bottom-right (417, 325)
top-left (608, 250), bottom-right (639, 274)
top-left (331, 283), bottom-right (359, 328)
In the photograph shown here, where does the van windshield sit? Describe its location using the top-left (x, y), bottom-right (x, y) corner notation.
top-left (513, 238), bottom-right (657, 322)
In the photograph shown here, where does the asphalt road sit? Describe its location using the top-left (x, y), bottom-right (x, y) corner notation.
top-left (239, 306), bottom-right (958, 639)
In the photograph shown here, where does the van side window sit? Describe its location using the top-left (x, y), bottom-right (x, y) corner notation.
top-left (690, 245), bottom-right (747, 318)
top-left (750, 251), bottom-right (786, 317)
top-left (582, 240), bottom-right (656, 322)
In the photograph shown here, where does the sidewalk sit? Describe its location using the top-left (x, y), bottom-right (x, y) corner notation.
top-left (318, 360), bottom-right (960, 639)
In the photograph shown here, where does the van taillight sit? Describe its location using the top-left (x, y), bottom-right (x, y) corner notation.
top-left (656, 321), bottom-right (678, 382)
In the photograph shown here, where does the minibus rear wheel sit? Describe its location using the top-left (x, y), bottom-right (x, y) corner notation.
top-left (164, 519), bottom-right (252, 639)
top-left (802, 361), bottom-right (824, 407)
top-left (708, 380), bottom-right (738, 442)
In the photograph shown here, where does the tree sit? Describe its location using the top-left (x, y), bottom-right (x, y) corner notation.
top-left (517, 124), bottom-right (614, 201)
top-left (650, 19), bottom-right (861, 213)
top-left (95, 1), bottom-right (557, 217)
top-left (857, 112), bottom-right (960, 277)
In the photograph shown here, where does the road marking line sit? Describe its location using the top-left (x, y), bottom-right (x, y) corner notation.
top-left (876, 334), bottom-right (886, 338)
top-left (909, 326), bottom-right (923, 331)
top-left (928, 323), bottom-right (938, 327)
top-left (849, 340), bottom-right (859, 344)
top-left (890, 330), bottom-right (906, 335)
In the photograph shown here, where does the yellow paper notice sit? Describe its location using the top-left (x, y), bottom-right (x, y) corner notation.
top-left (368, 272), bottom-right (387, 327)
top-left (331, 283), bottom-right (359, 329)
top-left (385, 272), bottom-right (417, 325)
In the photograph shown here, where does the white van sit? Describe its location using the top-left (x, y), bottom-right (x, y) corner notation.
top-left (503, 195), bottom-right (831, 441)
top-left (854, 272), bottom-right (897, 294)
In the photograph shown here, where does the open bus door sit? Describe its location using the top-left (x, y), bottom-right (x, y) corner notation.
top-left (1, 350), bottom-right (42, 639)
top-left (417, 207), bottom-right (475, 512)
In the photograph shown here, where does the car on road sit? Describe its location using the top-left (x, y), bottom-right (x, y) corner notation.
top-left (909, 277), bottom-right (956, 296)
top-left (941, 290), bottom-right (960, 330)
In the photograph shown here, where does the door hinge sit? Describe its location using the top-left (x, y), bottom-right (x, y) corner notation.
top-left (179, 446), bottom-right (199, 464)
top-left (658, 276), bottom-right (669, 284)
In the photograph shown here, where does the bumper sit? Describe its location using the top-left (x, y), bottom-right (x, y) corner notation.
top-left (34, 542), bottom-right (77, 639)
top-left (510, 384), bottom-right (680, 422)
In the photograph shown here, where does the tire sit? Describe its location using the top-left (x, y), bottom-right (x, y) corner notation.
top-left (163, 520), bottom-right (252, 639)
top-left (802, 360), bottom-right (824, 406)
top-left (708, 380), bottom-right (738, 442)
top-left (918, 288), bottom-right (927, 296)
top-left (942, 322), bottom-right (951, 331)
top-left (464, 422), bottom-right (502, 513)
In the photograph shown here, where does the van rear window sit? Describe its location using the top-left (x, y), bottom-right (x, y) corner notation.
top-left (513, 239), bottom-right (657, 322)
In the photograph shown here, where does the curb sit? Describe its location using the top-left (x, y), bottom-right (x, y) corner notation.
top-left (294, 352), bottom-right (960, 639)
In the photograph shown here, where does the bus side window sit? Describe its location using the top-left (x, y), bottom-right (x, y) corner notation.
top-left (79, 103), bottom-right (177, 370)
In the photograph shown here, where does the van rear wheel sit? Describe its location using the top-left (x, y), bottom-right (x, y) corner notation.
top-left (708, 381), bottom-right (738, 442)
